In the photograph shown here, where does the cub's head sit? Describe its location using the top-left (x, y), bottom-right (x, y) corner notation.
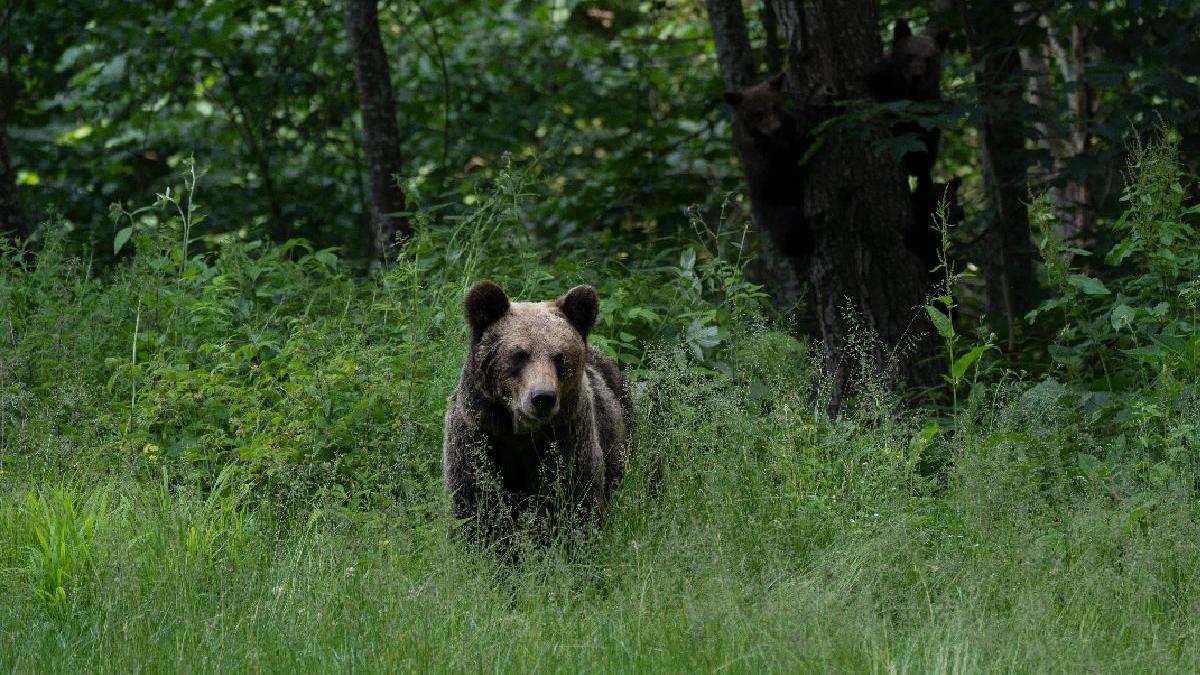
top-left (724, 73), bottom-right (792, 138)
top-left (463, 280), bottom-right (598, 431)
top-left (889, 19), bottom-right (949, 100)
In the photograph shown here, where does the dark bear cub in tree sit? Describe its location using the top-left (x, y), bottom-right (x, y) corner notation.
top-left (866, 19), bottom-right (950, 185)
top-left (724, 73), bottom-right (813, 263)
top-left (442, 280), bottom-right (632, 541)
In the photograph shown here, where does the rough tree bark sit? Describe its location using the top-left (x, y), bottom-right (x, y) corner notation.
top-left (0, 105), bottom-right (23, 239)
top-left (344, 0), bottom-right (410, 256)
top-left (767, 0), bottom-right (942, 409)
top-left (705, 0), bottom-right (804, 310)
top-left (958, 2), bottom-right (1040, 350)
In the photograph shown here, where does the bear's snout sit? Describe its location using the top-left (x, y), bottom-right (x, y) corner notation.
top-left (530, 389), bottom-right (557, 416)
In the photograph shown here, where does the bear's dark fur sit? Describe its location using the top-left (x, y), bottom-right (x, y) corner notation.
top-left (442, 280), bottom-right (631, 541)
top-left (866, 19), bottom-right (949, 184)
top-left (724, 73), bottom-right (813, 263)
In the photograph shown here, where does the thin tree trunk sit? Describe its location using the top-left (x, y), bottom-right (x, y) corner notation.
top-left (1017, 4), bottom-right (1094, 242)
top-left (1051, 17), bottom-right (1093, 239)
top-left (768, 0), bottom-right (942, 410)
top-left (705, 0), bottom-right (756, 90)
top-left (959, 1), bottom-right (1039, 351)
top-left (344, 0), bottom-right (410, 256)
top-left (0, 105), bottom-right (23, 239)
top-left (705, 0), bottom-right (804, 309)
top-left (761, 0), bottom-right (782, 75)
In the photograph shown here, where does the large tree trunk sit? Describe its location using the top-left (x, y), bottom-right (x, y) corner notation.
top-left (344, 0), bottom-right (410, 256)
top-left (0, 106), bottom-right (24, 239)
top-left (768, 0), bottom-right (941, 410)
top-left (959, 2), bottom-right (1039, 351)
top-left (705, 0), bottom-right (804, 310)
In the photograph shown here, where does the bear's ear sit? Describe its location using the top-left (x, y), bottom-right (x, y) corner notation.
top-left (723, 90), bottom-right (744, 107)
top-left (934, 29), bottom-right (950, 51)
top-left (893, 19), bottom-right (912, 42)
top-left (768, 72), bottom-right (787, 91)
top-left (464, 279), bottom-right (510, 342)
top-left (557, 285), bottom-right (599, 338)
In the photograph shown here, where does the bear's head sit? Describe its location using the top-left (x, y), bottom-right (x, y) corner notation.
top-left (724, 73), bottom-right (792, 139)
top-left (889, 19), bottom-right (949, 101)
top-left (463, 280), bottom-right (598, 431)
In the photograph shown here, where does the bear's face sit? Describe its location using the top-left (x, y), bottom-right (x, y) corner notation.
top-left (890, 20), bottom-right (949, 100)
top-left (463, 281), bottom-right (598, 431)
top-left (724, 73), bottom-right (792, 139)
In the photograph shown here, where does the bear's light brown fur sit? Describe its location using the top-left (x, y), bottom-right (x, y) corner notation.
top-left (442, 280), bottom-right (631, 539)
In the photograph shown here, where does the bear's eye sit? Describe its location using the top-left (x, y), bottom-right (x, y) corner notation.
top-left (511, 350), bottom-right (530, 369)
top-left (553, 352), bottom-right (566, 373)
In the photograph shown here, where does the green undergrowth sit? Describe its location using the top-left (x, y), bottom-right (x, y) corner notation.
top-left (1, 384), bottom-right (1197, 672)
top-left (2, 141), bottom-right (1199, 672)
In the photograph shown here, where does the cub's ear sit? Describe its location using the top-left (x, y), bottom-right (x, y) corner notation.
top-left (723, 90), bottom-right (744, 107)
top-left (934, 29), bottom-right (950, 50)
top-left (768, 72), bottom-right (787, 91)
top-left (557, 285), bottom-right (599, 338)
top-left (464, 279), bottom-right (510, 342)
top-left (893, 19), bottom-right (912, 42)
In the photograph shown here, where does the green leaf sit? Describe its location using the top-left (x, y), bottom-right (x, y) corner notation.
top-left (114, 226), bottom-right (134, 255)
top-left (1105, 237), bottom-right (1134, 265)
top-left (1110, 304), bottom-right (1136, 332)
top-left (951, 344), bottom-right (991, 380)
top-left (925, 305), bottom-right (954, 339)
top-left (1067, 274), bottom-right (1110, 296)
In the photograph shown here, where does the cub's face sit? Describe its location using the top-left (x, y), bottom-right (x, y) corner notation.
top-left (724, 73), bottom-right (792, 138)
top-left (891, 20), bottom-right (949, 99)
top-left (463, 281), bottom-right (598, 431)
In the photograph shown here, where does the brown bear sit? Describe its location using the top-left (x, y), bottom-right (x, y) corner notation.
top-left (724, 73), bottom-right (813, 263)
top-left (866, 19), bottom-right (950, 185)
top-left (442, 280), bottom-right (631, 540)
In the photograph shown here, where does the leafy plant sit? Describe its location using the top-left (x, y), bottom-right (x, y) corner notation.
top-left (925, 188), bottom-right (994, 415)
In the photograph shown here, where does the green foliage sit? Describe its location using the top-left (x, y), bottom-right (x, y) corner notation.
top-left (2, 140), bottom-right (1199, 670)
top-left (0, 162), bottom-right (768, 502)
top-left (3, 485), bottom-right (107, 615)
top-left (925, 190), bottom-right (995, 414)
top-left (6, 0), bottom-right (735, 260)
top-left (1, 333), bottom-right (1198, 671)
top-left (1028, 126), bottom-right (1200, 488)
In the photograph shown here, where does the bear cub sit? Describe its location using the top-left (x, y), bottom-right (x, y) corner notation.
top-left (724, 73), bottom-right (813, 262)
top-left (442, 280), bottom-right (631, 540)
top-left (866, 19), bottom-right (949, 184)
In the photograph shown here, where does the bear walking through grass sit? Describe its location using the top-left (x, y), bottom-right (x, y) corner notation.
top-left (442, 280), bottom-right (631, 541)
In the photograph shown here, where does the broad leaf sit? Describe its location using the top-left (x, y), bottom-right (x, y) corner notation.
top-left (925, 305), bottom-right (954, 339)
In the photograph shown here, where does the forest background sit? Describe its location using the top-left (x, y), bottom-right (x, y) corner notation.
top-left (1, 1), bottom-right (1199, 672)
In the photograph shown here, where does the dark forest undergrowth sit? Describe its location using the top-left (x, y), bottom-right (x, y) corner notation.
top-left (2, 147), bottom-right (1199, 673)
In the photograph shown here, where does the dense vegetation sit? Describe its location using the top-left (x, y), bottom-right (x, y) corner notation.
top-left (2, 0), bottom-right (1199, 672)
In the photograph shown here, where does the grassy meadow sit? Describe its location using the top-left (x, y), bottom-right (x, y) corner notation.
top-left (2, 157), bottom-right (1199, 673)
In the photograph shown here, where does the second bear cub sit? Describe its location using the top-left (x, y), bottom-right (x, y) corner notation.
top-left (724, 73), bottom-right (813, 262)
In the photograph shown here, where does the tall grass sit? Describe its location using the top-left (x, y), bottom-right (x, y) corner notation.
top-left (1, 149), bottom-right (1198, 672)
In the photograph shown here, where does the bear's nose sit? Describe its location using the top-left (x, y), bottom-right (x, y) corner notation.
top-left (530, 389), bottom-right (557, 413)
